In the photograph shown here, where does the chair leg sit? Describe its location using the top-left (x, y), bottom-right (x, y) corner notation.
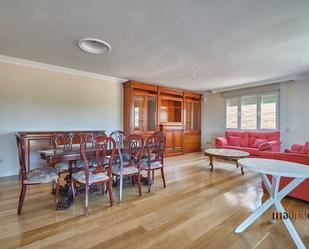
top-left (51, 181), bottom-right (55, 195)
top-left (137, 173), bottom-right (142, 196)
top-left (147, 170), bottom-right (151, 193)
top-left (119, 174), bottom-right (123, 202)
top-left (107, 180), bottom-right (113, 207)
top-left (84, 184), bottom-right (89, 216)
top-left (71, 180), bottom-right (76, 201)
top-left (55, 180), bottom-right (60, 204)
top-left (161, 167), bottom-right (166, 188)
top-left (17, 184), bottom-right (27, 215)
top-left (102, 183), bottom-right (105, 195)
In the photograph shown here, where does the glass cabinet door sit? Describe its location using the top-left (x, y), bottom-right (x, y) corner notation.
top-left (147, 96), bottom-right (157, 131)
top-left (193, 102), bottom-right (200, 130)
top-left (185, 102), bottom-right (192, 130)
top-left (133, 95), bottom-right (145, 131)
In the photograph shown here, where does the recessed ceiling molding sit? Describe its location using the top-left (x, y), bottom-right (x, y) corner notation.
top-left (0, 54), bottom-right (127, 83)
top-left (210, 77), bottom-right (296, 94)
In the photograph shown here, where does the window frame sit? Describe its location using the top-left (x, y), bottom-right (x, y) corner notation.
top-left (224, 91), bottom-right (279, 131)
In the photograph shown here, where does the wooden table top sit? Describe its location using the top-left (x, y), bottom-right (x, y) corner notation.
top-left (238, 158), bottom-right (309, 178)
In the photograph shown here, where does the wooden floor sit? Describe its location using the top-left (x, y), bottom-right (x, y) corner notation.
top-left (0, 152), bottom-right (308, 249)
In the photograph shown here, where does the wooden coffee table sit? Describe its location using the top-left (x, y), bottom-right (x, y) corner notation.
top-left (204, 149), bottom-right (250, 174)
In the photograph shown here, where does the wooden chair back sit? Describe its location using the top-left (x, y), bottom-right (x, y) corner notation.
top-left (123, 134), bottom-right (144, 167)
top-left (110, 130), bottom-right (124, 148)
top-left (144, 131), bottom-right (166, 164)
top-left (80, 135), bottom-right (116, 178)
top-left (53, 132), bottom-right (82, 153)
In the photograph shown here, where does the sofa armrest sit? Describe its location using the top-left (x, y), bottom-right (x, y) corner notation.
top-left (215, 137), bottom-right (228, 148)
top-left (259, 140), bottom-right (281, 152)
top-left (261, 151), bottom-right (309, 165)
top-left (291, 144), bottom-right (305, 152)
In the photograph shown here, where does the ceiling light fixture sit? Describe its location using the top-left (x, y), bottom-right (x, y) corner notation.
top-left (78, 38), bottom-right (111, 55)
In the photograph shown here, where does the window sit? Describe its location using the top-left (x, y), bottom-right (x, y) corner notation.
top-left (241, 96), bottom-right (257, 130)
top-left (225, 92), bottom-right (279, 130)
top-left (260, 94), bottom-right (277, 129)
top-left (226, 98), bottom-right (239, 129)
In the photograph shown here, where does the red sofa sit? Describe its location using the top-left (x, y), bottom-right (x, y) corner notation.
top-left (215, 130), bottom-right (281, 156)
top-left (262, 144), bottom-right (309, 202)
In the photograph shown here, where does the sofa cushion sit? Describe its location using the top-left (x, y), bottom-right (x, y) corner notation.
top-left (227, 136), bottom-right (241, 146)
top-left (252, 138), bottom-right (268, 148)
top-left (225, 131), bottom-right (249, 147)
top-left (248, 131), bottom-right (280, 147)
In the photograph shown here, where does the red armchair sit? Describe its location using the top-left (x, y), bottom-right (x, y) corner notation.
top-left (261, 146), bottom-right (309, 202)
top-left (215, 130), bottom-right (281, 157)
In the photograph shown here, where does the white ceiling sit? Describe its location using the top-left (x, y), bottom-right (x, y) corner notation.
top-left (1, 0), bottom-right (309, 91)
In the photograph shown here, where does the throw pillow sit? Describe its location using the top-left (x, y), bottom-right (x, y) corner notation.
top-left (259, 142), bottom-right (272, 151)
top-left (301, 142), bottom-right (309, 153)
top-left (252, 138), bottom-right (268, 148)
top-left (228, 136), bottom-right (241, 146)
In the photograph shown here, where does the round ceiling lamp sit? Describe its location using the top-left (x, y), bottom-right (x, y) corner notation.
top-left (78, 38), bottom-right (111, 55)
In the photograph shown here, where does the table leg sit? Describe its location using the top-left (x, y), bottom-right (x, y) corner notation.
top-left (269, 175), bottom-right (280, 224)
top-left (235, 175), bottom-right (306, 249)
top-left (209, 156), bottom-right (214, 172)
top-left (56, 161), bottom-right (74, 210)
top-left (235, 160), bottom-right (244, 175)
top-left (235, 197), bottom-right (275, 233)
top-left (274, 200), bottom-right (306, 249)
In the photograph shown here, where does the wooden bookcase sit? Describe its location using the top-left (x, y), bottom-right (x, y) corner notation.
top-left (123, 80), bottom-right (202, 156)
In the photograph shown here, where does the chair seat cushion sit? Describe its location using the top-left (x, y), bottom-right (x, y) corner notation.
top-left (54, 161), bottom-right (70, 173)
top-left (112, 164), bottom-right (138, 175)
top-left (141, 161), bottom-right (162, 170)
top-left (75, 159), bottom-right (99, 169)
top-left (114, 154), bottom-right (130, 162)
top-left (141, 153), bottom-right (157, 160)
top-left (24, 167), bottom-right (58, 184)
top-left (72, 171), bottom-right (109, 184)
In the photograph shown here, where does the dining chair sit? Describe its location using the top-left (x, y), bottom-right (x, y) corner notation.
top-left (112, 134), bottom-right (144, 201)
top-left (16, 135), bottom-right (59, 215)
top-left (141, 131), bottom-right (166, 192)
top-left (53, 132), bottom-right (82, 174)
top-left (110, 130), bottom-right (124, 148)
top-left (71, 135), bottom-right (116, 216)
top-left (75, 132), bottom-right (108, 170)
top-left (110, 130), bottom-right (131, 163)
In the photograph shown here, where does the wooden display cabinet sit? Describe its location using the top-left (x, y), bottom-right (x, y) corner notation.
top-left (123, 80), bottom-right (202, 156)
top-left (123, 81), bottom-right (158, 136)
top-left (184, 92), bottom-right (202, 153)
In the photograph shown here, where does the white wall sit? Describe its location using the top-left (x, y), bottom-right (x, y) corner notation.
top-left (201, 80), bottom-right (309, 150)
top-left (0, 61), bottom-right (123, 177)
top-left (280, 80), bottom-right (309, 149)
top-left (201, 93), bottom-right (225, 150)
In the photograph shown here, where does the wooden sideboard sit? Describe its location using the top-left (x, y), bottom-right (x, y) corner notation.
top-left (17, 130), bottom-right (105, 171)
top-left (123, 80), bottom-right (202, 156)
